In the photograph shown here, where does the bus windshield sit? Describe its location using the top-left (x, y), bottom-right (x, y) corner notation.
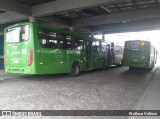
top-left (125, 41), bottom-right (148, 50)
top-left (6, 25), bottom-right (29, 43)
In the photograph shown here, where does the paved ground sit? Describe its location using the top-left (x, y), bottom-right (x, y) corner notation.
top-left (137, 66), bottom-right (160, 110)
top-left (0, 66), bottom-right (159, 119)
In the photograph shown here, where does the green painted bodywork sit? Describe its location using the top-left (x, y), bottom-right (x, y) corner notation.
top-left (122, 40), bottom-right (157, 68)
top-left (4, 22), bottom-right (109, 74)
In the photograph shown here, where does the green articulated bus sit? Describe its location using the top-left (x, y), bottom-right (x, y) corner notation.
top-left (4, 22), bottom-right (123, 76)
top-left (122, 40), bottom-right (158, 69)
top-left (108, 43), bottom-right (123, 67)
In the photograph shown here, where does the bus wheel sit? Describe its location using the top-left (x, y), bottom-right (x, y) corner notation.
top-left (71, 63), bottom-right (80, 77)
top-left (102, 61), bottom-right (106, 71)
top-left (116, 62), bottom-right (122, 67)
top-left (129, 66), bottom-right (134, 70)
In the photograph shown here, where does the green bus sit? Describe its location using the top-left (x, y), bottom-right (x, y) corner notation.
top-left (4, 22), bottom-right (123, 76)
top-left (122, 40), bottom-right (158, 69)
top-left (107, 43), bottom-right (123, 67)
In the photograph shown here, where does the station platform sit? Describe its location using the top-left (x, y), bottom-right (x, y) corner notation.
top-left (136, 66), bottom-right (160, 110)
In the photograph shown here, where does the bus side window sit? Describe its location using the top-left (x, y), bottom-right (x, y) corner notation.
top-left (92, 41), bottom-right (100, 51)
top-left (115, 47), bottom-right (120, 53)
top-left (38, 29), bottom-right (58, 48)
top-left (65, 35), bottom-right (73, 50)
top-left (58, 34), bottom-right (65, 49)
top-left (46, 31), bottom-right (58, 48)
top-left (101, 42), bottom-right (107, 52)
top-left (74, 37), bottom-right (84, 51)
top-left (102, 46), bottom-right (107, 52)
top-left (21, 25), bottom-right (29, 41)
top-left (38, 29), bottom-right (47, 48)
top-left (59, 35), bottom-right (73, 50)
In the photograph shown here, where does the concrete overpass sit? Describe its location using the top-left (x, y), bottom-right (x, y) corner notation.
top-left (0, 0), bottom-right (160, 33)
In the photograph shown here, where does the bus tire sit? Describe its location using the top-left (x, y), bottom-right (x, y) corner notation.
top-left (71, 63), bottom-right (80, 77)
top-left (129, 66), bottom-right (134, 70)
top-left (116, 62), bottom-right (122, 67)
top-left (102, 61), bottom-right (106, 71)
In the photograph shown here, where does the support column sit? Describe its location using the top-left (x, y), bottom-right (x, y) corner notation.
top-left (102, 32), bottom-right (105, 40)
top-left (29, 16), bottom-right (36, 22)
top-left (91, 32), bottom-right (94, 39)
top-left (90, 32), bottom-right (94, 69)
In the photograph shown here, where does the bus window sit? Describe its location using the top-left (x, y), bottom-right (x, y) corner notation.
top-left (65, 35), bottom-right (73, 50)
top-left (58, 34), bottom-right (73, 50)
top-left (126, 41), bottom-right (149, 50)
top-left (101, 46), bottom-right (107, 52)
top-left (6, 25), bottom-right (29, 43)
top-left (38, 29), bottom-right (46, 47)
top-left (38, 29), bottom-right (58, 48)
top-left (101, 42), bottom-right (107, 52)
top-left (74, 38), bottom-right (84, 51)
top-left (58, 34), bottom-right (65, 49)
top-left (115, 46), bottom-right (120, 53)
top-left (126, 41), bottom-right (140, 50)
top-left (21, 25), bottom-right (29, 41)
top-left (46, 31), bottom-right (58, 48)
top-left (92, 41), bottom-right (99, 46)
top-left (92, 41), bottom-right (100, 51)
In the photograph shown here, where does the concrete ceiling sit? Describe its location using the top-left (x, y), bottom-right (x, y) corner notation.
top-left (0, 0), bottom-right (160, 33)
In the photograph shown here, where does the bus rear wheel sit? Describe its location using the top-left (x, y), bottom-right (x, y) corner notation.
top-left (129, 66), bottom-right (134, 70)
top-left (101, 61), bottom-right (106, 71)
top-left (71, 63), bottom-right (80, 77)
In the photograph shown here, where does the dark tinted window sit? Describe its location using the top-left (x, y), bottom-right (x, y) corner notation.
top-left (74, 38), bottom-right (84, 51)
top-left (58, 34), bottom-right (65, 49)
top-left (126, 41), bottom-right (149, 50)
top-left (92, 41), bottom-right (101, 51)
top-left (115, 46), bottom-right (122, 53)
top-left (101, 42), bottom-right (107, 52)
top-left (57, 34), bottom-right (73, 50)
top-left (126, 41), bottom-right (140, 50)
top-left (38, 29), bottom-right (58, 48)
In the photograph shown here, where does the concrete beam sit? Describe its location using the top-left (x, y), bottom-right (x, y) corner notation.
top-left (0, 12), bottom-right (28, 24)
top-left (0, 12), bottom-right (69, 28)
top-left (74, 27), bottom-right (92, 33)
top-left (91, 18), bottom-right (160, 34)
top-left (32, 0), bottom-right (128, 16)
top-left (73, 7), bottom-right (160, 27)
top-left (38, 16), bottom-right (69, 28)
top-left (0, 0), bottom-right (31, 16)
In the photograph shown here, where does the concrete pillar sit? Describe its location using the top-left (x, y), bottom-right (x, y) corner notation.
top-left (102, 32), bottom-right (105, 40)
top-left (69, 27), bottom-right (74, 32)
top-left (29, 16), bottom-right (36, 22)
top-left (90, 32), bottom-right (94, 69)
top-left (91, 32), bottom-right (94, 39)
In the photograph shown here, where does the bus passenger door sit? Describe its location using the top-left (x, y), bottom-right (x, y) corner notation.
top-left (92, 41), bottom-right (102, 69)
top-left (73, 38), bottom-right (87, 71)
top-left (85, 41), bottom-right (92, 69)
top-left (107, 44), bottom-right (112, 66)
top-left (116, 46), bottom-right (123, 65)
